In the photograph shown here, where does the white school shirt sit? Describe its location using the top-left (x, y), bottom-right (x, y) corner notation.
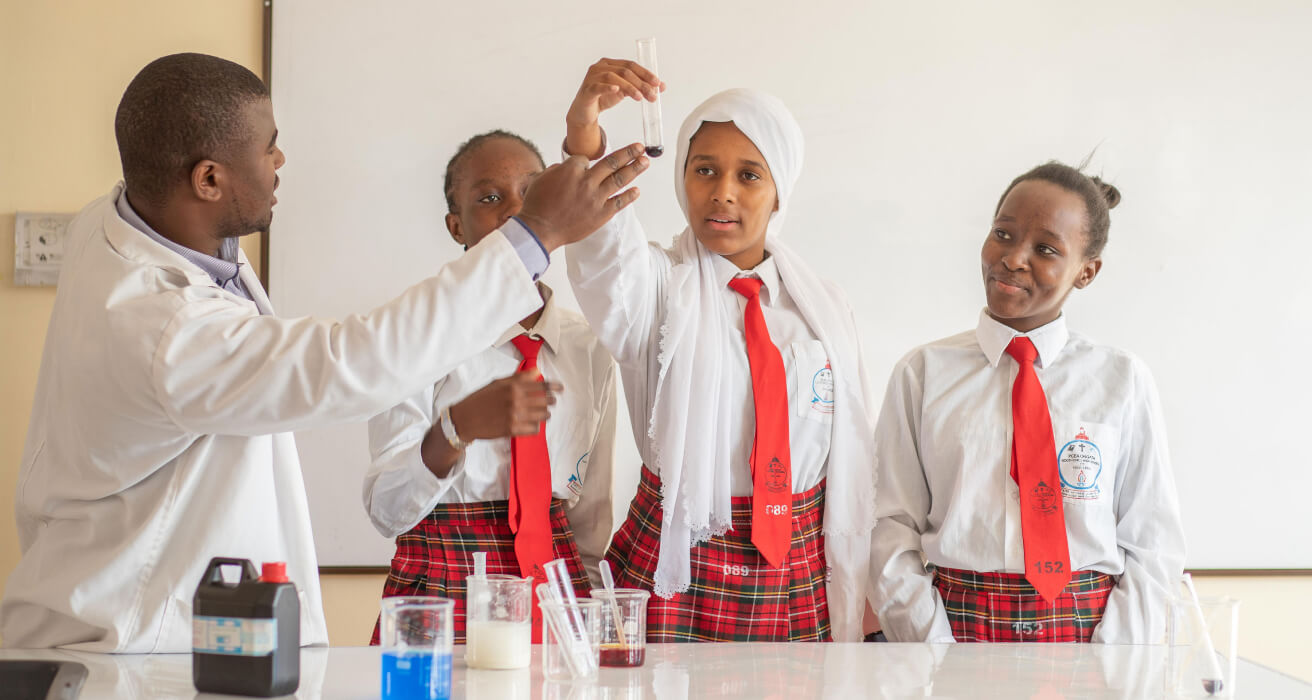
top-left (363, 285), bottom-right (617, 584)
top-left (0, 184), bottom-right (544, 652)
top-left (565, 209), bottom-right (834, 495)
top-left (870, 310), bottom-right (1186, 644)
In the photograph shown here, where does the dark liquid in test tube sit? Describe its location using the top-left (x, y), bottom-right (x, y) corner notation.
top-left (645, 145), bottom-right (664, 158)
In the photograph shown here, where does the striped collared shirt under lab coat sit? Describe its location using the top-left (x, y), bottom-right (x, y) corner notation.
top-left (0, 183), bottom-right (548, 652)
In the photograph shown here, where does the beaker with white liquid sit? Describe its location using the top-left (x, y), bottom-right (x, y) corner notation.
top-left (464, 574), bottom-right (532, 670)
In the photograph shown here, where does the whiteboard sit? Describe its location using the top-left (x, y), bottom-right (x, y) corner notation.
top-left (270, 0), bottom-right (1312, 568)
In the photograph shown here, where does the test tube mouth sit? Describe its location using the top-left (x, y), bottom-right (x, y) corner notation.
top-left (590, 588), bottom-right (651, 600)
top-left (381, 596), bottom-right (454, 610)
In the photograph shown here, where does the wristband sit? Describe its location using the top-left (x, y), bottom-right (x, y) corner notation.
top-left (439, 405), bottom-right (467, 451)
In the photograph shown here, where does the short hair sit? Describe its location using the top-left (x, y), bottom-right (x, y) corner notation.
top-left (442, 130), bottom-right (545, 213)
top-left (114, 53), bottom-right (270, 207)
top-left (995, 161), bottom-right (1121, 258)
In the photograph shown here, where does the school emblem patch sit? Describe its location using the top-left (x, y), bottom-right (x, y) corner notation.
top-left (810, 362), bottom-right (835, 416)
top-left (1058, 428), bottom-right (1102, 500)
top-left (765, 457), bottom-right (789, 493)
top-left (567, 452), bottom-right (588, 497)
top-left (1031, 480), bottom-right (1059, 514)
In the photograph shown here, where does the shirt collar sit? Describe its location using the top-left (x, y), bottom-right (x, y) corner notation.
top-left (712, 252), bottom-right (782, 306)
top-left (495, 282), bottom-right (561, 353)
top-left (975, 308), bottom-right (1070, 369)
top-left (115, 190), bottom-right (244, 289)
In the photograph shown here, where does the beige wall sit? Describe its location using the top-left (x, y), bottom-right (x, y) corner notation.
top-left (1, 0), bottom-right (1308, 687)
top-left (0, 0), bottom-right (265, 581)
top-left (1191, 575), bottom-right (1312, 683)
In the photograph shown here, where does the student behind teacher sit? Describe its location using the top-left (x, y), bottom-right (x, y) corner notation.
top-left (363, 130), bottom-right (616, 643)
top-left (0, 53), bottom-right (649, 652)
top-left (869, 162), bottom-right (1186, 643)
top-left (563, 61), bottom-right (880, 643)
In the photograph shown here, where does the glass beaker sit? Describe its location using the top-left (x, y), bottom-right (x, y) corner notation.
top-left (379, 596), bottom-right (454, 700)
top-left (589, 588), bottom-right (649, 667)
top-left (1166, 594), bottom-right (1240, 698)
top-left (464, 574), bottom-right (533, 670)
top-left (541, 598), bottom-right (603, 682)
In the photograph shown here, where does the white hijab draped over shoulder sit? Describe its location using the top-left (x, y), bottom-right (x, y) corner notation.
top-left (649, 89), bottom-right (877, 638)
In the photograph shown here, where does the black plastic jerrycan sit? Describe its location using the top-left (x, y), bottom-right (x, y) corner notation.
top-left (192, 557), bottom-right (300, 697)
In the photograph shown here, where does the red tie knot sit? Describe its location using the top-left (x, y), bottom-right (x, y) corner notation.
top-left (1005, 336), bottom-right (1038, 365)
top-left (728, 276), bottom-right (764, 300)
top-left (511, 333), bottom-right (545, 365)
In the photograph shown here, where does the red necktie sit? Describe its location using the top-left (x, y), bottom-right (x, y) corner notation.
top-left (728, 277), bottom-right (792, 569)
top-left (509, 334), bottom-right (553, 640)
top-left (1005, 336), bottom-right (1071, 603)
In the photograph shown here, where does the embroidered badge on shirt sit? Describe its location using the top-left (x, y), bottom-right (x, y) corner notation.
top-left (1058, 428), bottom-right (1103, 500)
top-left (810, 362), bottom-right (835, 416)
top-left (567, 452), bottom-right (588, 497)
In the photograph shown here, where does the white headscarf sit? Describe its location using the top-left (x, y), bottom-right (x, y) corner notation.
top-left (648, 89), bottom-right (878, 640)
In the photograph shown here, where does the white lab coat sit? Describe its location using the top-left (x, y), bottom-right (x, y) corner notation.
top-left (0, 183), bottom-right (543, 652)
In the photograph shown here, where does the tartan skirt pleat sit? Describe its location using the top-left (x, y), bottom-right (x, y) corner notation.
top-left (933, 566), bottom-right (1115, 643)
top-left (370, 498), bottom-right (588, 644)
top-left (605, 466), bottom-right (830, 642)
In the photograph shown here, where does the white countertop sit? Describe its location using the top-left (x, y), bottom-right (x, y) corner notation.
top-left (2, 643), bottom-right (1308, 699)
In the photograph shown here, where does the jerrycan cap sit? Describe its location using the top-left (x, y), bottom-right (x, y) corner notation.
top-left (260, 561), bottom-right (289, 583)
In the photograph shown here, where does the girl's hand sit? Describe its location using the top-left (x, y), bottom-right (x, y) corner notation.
top-left (450, 370), bottom-right (563, 440)
top-left (419, 371), bottom-right (563, 478)
top-left (565, 58), bottom-right (665, 159)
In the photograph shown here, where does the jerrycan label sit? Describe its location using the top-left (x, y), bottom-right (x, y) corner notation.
top-left (193, 615), bottom-right (277, 656)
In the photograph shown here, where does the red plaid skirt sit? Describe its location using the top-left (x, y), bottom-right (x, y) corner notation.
top-left (605, 466), bottom-right (830, 642)
top-left (933, 566), bottom-right (1115, 643)
top-left (369, 498), bottom-right (588, 645)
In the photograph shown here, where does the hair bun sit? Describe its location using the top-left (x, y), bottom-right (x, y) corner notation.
top-left (1091, 176), bottom-right (1121, 210)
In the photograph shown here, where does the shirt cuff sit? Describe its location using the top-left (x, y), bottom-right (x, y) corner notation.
top-left (402, 443), bottom-right (445, 494)
top-left (502, 217), bottom-right (550, 281)
top-left (560, 127), bottom-right (608, 163)
top-left (400, 441), bottom-right (464, 511)
top-left (367, 442), bottom-right (452, 537)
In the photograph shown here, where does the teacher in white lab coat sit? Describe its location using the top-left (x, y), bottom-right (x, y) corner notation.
top-left (0, 52), bottom-right (650, 653)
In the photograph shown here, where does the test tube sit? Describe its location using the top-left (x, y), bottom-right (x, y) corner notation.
top-left (635, 38), bottom-right (664, 157)
top-left (1182, 574), bottom-right (1225, 695)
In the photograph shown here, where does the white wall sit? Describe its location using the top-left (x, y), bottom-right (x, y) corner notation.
top-left (272, 0), bottom-right (1312, 569)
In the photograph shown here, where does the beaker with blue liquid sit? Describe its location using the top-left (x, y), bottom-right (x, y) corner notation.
top-left (379, 596), bottom-right (454, 700)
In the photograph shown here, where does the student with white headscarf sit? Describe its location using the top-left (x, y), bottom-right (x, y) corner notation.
top-left (561, 60), bottom-right (879, 642)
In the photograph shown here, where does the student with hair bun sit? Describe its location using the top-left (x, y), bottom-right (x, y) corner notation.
top-left (870, 161), bottom-right (1186, 644)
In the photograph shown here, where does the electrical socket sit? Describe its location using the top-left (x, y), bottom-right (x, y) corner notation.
top-left (14, 212), bottom-right (73, 286)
